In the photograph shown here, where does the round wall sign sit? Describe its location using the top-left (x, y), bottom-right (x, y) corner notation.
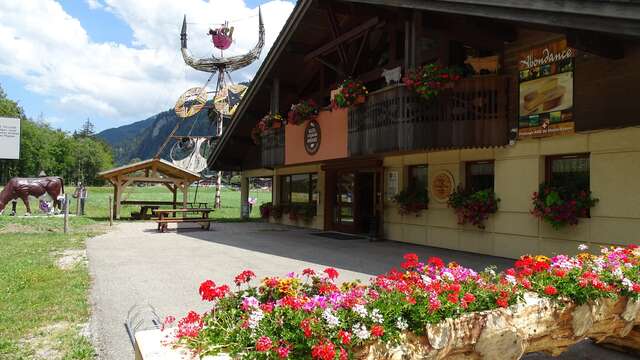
top-left (431, 170), bottom-right (455, 202)
top-left (304, 120), bottom-right (321, 155)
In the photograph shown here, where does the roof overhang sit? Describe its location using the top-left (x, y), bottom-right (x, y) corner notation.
top-left (207, 0), bottom-right (640, 171)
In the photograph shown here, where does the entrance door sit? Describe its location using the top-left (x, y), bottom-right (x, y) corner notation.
top-left (333, 171), bottom-right (356, 233)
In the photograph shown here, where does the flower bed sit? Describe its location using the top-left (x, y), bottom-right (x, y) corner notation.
top-left (160, 245), bottom-right (640, 359)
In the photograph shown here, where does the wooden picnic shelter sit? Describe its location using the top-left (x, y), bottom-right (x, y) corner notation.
top-left (98, 158), bottom-right (201, 219)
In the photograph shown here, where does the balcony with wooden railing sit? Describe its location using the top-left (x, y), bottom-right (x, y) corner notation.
top-left (260, 128), bottom-right (285, 168)
top-left (348, 75), bottom-right (514, 156)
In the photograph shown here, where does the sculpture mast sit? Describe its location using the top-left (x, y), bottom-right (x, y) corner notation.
top-left (170, 10), bottom-right (264, 208)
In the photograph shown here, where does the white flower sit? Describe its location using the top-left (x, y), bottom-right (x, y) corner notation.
top-left (613, 267), bottom-right (624, 279)
top-left (622, 278), bottom-right (634, 291)
top-left (442, 272), bottom-right (455, 282)
top-left (248, 309), bottom-right (264, 329)
top-left (352, 323), bottom-right (370, 340)
top-left (578, 244), bottom-right (589, 251)
top-left (485, 268), bottom-right (496, 277)
top-left (322, 308), bottom-right (340, 329)
top-left (421, 275), bottom-right (433, 286)
top-left (370, 308), bottom-right (384, 323)
top-left (353, 304), bottom-right (368, 318)
top-left (505, 274), bottom-right (516, 285)
top-left (396, 317), bottom-right (408, 331)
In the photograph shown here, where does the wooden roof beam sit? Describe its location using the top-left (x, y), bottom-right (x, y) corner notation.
top-left (304, 17), bottom-right (381, 62)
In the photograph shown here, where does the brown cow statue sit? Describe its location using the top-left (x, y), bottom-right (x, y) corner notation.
top-left (0, 177), bottom-right (65, 216)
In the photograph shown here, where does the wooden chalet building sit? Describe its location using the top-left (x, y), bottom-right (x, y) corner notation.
top-left (208, 0), bottom-right (640, 258)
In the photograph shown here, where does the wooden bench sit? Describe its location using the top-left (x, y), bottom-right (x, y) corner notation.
top-left (156, 218), bottom-right (214, 232)
top-left (154, 208), bottom-right (214, 233)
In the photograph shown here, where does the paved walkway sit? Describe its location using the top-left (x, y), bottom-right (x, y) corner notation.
top-left (87, 222), bottom-right (634, 359)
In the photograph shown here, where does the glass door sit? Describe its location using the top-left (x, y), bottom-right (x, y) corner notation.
top-left (333, 171), bottom-right (355, 233)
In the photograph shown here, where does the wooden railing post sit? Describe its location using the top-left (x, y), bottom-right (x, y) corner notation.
top-left (63, 194), bottom-right (69, 234)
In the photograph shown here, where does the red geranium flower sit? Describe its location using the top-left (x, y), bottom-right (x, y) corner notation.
top-left (234, 270), bottom-right (256, 286)
top-left (427, 256), bottom-right (444, 268)
top-left (312, 340), bottom-right (336, 360)
top-left (544, 285), bottom-right (558, 296)
top-left (256, 336), bottom-right (273, 352)
top-left (338, 330), bottom-right (351, 345)
top-left (323, 267), bottom-right (339, 280)
top-left (199, 280), bottom-right (229, 301)
top-left (371, 324), bottom-right (385, 337)
top-left (401, 253), bottom-right (420, 269)
top-left (303, 268), bottom-right (316, 276)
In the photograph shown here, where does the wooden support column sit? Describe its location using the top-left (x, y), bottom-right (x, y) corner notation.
top-left (114, 179), bottom-right (122, 219)
top-left (240, 175), bottom-right (249, 220)
top-left (270, 78), bottom-right (280, 114)
top-left (182, 182), bottom-right (188, 208)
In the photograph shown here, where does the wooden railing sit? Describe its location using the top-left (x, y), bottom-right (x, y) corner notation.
top-left (260, 128), bottom-right (285, 168)
top-left (348, 75), bottom-right (514, 156)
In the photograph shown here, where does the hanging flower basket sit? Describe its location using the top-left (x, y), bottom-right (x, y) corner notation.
top-left (393, 188), bottom-right (429, 216)
top-left (288, 99), bottom-right (320, 125)
top-left (403, 64), bottom-right (462, 101)
top-left (531, 182), bottom-right (598, 229)
top-left (331, 79), bottom-right (368, 109)
top-left (447, 186), bottom-right (500, 229)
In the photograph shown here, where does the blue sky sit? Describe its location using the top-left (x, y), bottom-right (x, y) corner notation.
top-left (0, 0), bottom-right (293, 133)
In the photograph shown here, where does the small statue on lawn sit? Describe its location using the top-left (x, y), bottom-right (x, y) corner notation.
top-left (0, 176), bottom-right (65, 216)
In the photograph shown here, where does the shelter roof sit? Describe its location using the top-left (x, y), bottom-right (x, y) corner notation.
top-left (98, 158), bottom-right (201, 182)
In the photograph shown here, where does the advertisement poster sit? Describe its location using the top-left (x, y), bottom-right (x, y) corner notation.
top-left (518, 40), bottom-right (575, 139)
top-left (0, 117), bottom-right (20, 159)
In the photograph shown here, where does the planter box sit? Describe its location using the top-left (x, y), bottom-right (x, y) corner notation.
top-left (136, 294), bottom-right (640, 360)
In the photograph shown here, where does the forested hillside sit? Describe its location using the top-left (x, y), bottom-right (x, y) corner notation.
top-left (0, 85), bottom-right (114, 185)
top-left (97, 107), bottom-right (216, 165)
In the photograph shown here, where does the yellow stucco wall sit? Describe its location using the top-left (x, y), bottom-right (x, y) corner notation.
top-left (383, 127), bottom-right (640, 258)
top-left (241, 127), bottom-right (640, 258)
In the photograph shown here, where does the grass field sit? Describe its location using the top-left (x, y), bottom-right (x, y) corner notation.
top-left (0, 185), bottom-right (271, 359)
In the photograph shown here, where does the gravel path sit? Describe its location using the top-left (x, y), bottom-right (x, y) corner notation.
top-left (86, 222), bottom-right (634, 359)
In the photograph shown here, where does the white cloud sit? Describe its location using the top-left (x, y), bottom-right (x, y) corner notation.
top-left (0, 0), bottom-right (294, 127)
top-left (86, 0), bottom-right (104, 10)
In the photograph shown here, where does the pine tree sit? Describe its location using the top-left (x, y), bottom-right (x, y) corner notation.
top-left (77, 118), bottom-right (95, 138)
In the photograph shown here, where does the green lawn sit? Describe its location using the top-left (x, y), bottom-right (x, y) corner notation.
top-left (0, 185), bottom-right (271, 359)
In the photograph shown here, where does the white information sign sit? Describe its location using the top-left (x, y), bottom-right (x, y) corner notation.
top-left (0, 117), bottom-right (20, 159)
top-left (385, 171), bottom-right (399, 200)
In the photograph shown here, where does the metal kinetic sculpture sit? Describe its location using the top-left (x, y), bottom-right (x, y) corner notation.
top-left (162, 9), bottom-right (264, 208)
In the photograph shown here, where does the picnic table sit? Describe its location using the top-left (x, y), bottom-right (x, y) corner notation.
top-left (153, 208), bottom-right (214, 232)
top-left (120, 200), bottom-right (209, 220)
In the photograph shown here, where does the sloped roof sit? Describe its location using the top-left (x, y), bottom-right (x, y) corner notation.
top-left (98, 158), bottom-right (201, 182)
top-left (208, 0), bottom-right (640, 170)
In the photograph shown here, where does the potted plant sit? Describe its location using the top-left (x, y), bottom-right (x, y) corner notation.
top-left (270, 204), bottom-right (283, 220)
top-left (299, 203), bottom-right (316, 223)
top-left (531, 183), bottom-right (598, 229)
top-left (260, 113), bottom-right (284, 130)
top-left (287, 204), bottom-right (299, 221)
top-left (259, 202), bottom-right (272, 219)
top-left (402, 63), bottom-right (462, 101)
top-left (393, 188), bottom-right (429, 216)
top-left (287, 99), bottom-right (319, 125)
top-left (331, 79), bottom-right (368, 109)
top-left (448, 186), bottom-right (500, 229)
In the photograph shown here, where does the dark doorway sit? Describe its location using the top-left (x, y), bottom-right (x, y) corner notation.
top-left (326, 166), bottom-right (381, 235)
top-left (355, 172), bottom-right (375, 234)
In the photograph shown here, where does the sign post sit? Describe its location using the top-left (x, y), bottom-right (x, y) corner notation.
top-left (63, 194), bottom-right (69, 234)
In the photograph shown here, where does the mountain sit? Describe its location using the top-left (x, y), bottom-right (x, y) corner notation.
top-left (97, 107), bottom-right (216, 166)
